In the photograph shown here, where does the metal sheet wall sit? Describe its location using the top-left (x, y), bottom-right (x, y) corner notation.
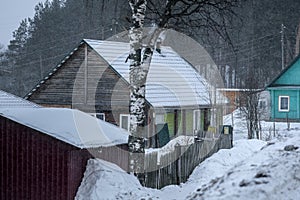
top-left (0, 116), bottom-right (91, 200)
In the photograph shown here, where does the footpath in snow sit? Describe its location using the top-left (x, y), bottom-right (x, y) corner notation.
top-left (76, 111), bottom-right (300, 199)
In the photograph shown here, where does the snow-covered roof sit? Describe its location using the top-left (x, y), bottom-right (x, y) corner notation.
top-left (0, 107), bottom-right (129, 148)
top-left (0, 90), bottom-right (40, 108)
top-left (24, 39), bottom-right (219, 107)
top-left (84, 39), bottom-right (211, 108)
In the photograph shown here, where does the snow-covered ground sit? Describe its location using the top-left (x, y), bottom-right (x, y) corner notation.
top-left (76, 110), bottom-right (300, 199)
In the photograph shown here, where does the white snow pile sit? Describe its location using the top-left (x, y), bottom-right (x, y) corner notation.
top-left (223, 108), bottom-right (248, 140)
top-left (155, 139), bottom-right (266, 200)
top-left (187, 131), bottom-right (300, 200)
top-left (75, 159), bottom-right (157, 200)
top-left (76, 111), bottom-right (300, 200)
top-left (223, 108), bottom-right (298, 141)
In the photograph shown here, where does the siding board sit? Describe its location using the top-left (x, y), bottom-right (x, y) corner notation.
top-left (0, 117), bottom-right (86, 199)
top-left (28, 44), bottom-right (131, 127)
top-left (0, 115), bottom-right (129, 199)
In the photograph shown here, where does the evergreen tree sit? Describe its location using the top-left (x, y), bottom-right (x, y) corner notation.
top-left (2, 0), bottom-right (300, 96)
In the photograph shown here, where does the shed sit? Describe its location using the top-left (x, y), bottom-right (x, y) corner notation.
top-left (267, 55), bottom-right (300, 121)
top-left (0, 107), bottom-right (129, 200)
top-left (25, 39), bottom-right (225, 146)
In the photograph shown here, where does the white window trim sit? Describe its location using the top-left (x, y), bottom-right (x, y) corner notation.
top-left (90, 113), bottom-right (105, 121)
top-left (120, 114), bottom-right (130, 131)
top-left (278, 96), bottom-right (290, 112)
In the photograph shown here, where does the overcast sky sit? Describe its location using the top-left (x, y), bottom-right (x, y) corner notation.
top-left (0, 0), bottom-right (44, 47)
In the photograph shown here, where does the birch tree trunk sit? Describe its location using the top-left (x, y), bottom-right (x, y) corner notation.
top-left (127, 0), bottom-right (166, 183)
top-left (127, 0), bottom-right (148, 183)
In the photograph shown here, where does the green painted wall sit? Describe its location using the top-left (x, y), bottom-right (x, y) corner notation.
top-left (164, 113), bottom-right (175, 137)
top-left (200, 110), bottom-right (205, 130)
top-left (186, 111), bottom-right (193, 135)
top-left (163, 109), bottom-right (212, 136)
top-left (268, 56), bottom-right (300, 121)
top-left (269, 89), bottom-right (300, 120)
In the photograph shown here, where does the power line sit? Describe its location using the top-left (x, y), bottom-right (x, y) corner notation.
top-left (3, 26), bottom-right (282, 78)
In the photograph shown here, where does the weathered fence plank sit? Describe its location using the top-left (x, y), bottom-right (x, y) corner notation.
top-left (144, 134), bottom-right (232, 188)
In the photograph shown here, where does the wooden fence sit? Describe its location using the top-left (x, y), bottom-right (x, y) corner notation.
top-left (144, 134), bottom-right (232, 188)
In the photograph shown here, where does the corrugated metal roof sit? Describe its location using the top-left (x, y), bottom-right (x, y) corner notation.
top-left (0, 107), bottom-right (129, 148)
top-left (0, 90), bottom-right (41, 108)
top-left (84, 39), bottom-right (211, 108)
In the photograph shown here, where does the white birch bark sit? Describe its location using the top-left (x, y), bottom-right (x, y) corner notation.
top-left (127, 0), bottom-right (147, 182)
top-left (127, 0), bottom-right (167, 182)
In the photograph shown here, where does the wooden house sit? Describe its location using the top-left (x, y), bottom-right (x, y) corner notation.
top-left (267, 55), bottom-right (300, 121)
top-left (25, 39), bottom-right (225, 146)
top-left (0, 92), bottom-right (129, 199)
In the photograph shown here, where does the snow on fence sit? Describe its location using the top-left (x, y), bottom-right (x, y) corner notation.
top-left (144, 134), bottom-right (232, 188)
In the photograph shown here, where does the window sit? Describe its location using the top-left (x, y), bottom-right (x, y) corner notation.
top-left (90, 113), bottom-right (105, 121)
top-left (278, 96), bottom-right (289, 112)
top-left (120, 114), bottom-right (130, 131)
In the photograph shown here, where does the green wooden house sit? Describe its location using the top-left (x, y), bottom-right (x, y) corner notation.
top-left (267, 56), bottom-right (300, 121)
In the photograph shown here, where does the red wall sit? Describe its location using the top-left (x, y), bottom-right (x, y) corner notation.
top-left (0, 116), bottom-right (91, 200)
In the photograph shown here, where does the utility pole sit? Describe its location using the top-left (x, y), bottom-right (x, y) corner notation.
top-left (281, 24), bottom-right (284, 69)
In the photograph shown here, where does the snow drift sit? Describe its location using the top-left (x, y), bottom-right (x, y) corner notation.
top-left (76, 112), bottom-right (300, 199)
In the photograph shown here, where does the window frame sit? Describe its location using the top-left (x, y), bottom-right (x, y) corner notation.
top-left (120, 114), bottom-right (130, 131)
top-left (278, 96), bottom-right (290, 112)
top-left (90, 113), bottom-right (105, 121)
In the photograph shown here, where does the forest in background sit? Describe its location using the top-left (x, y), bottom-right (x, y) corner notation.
top-left (1, 0), bottom-right (300, 96)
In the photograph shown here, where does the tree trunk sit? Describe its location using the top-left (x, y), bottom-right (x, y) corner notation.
top-left (127, 0), bottom-right (147, 184)
top-left (127, 0), bottom-right (167, 183)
